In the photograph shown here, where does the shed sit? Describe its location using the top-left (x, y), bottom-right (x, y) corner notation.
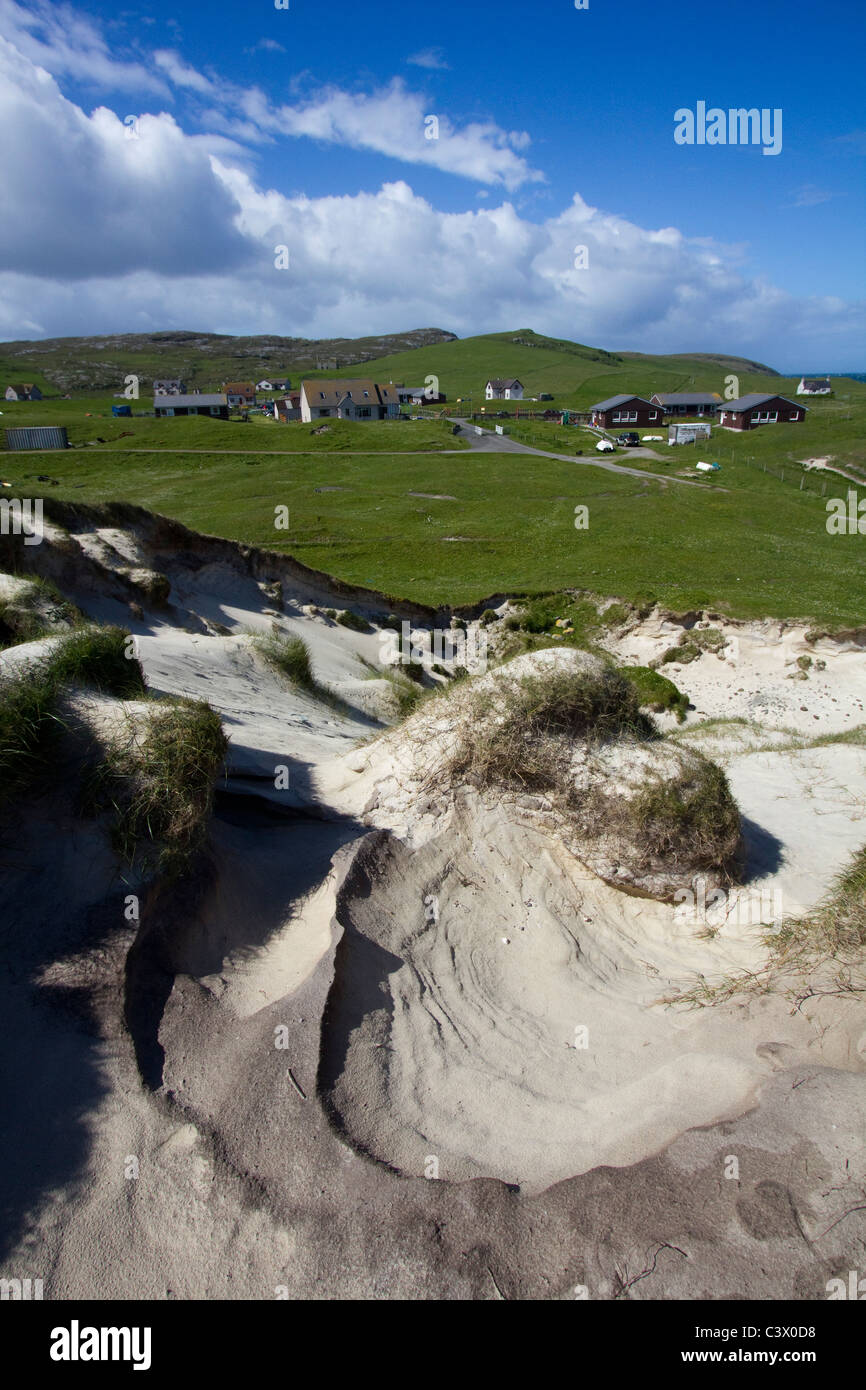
top-left (669, 421), bottom-right (712, 445)
top-left (4, 425), bottom-right (68, 450)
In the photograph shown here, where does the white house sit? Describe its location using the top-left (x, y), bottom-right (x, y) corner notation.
top-left (299, 379), bottom-right (402, 423)
top-left (222, 381), bottom-right (257, 407)
top-left (797, 377), bottom-right (832, 396)
top-left (5, 383), bottom-right (42, 401)
top-left (485, 378), bottom-right (524, 400)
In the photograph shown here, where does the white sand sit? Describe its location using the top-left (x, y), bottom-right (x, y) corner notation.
top-left (2, 510), bottom-right (865, 1296)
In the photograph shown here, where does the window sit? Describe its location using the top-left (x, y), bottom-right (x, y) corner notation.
top-left (319, 392), bottom-right (325, 400)
top-left (650, 410), bottom-right (658, 420)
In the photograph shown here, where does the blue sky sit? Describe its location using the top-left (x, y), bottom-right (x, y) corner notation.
top-left (1, 0), bottom-right (864, 367)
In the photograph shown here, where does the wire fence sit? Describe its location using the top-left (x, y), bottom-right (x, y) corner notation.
top-left (731, 451), bottom-right (866, 497)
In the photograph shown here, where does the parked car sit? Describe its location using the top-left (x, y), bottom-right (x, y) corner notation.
top-left (615, 432), bottom-right (640, 446)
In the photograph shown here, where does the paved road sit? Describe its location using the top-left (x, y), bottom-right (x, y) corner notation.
top-left (445, 418), bottom-right (712, 487)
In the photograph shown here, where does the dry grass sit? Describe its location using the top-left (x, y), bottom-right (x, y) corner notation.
top-left (0, 626), bottom-right (146, 808)
top-left (666, 844), bottom-right (866, 1009)
top-left (626, 756), bottom-right (742, 877)
top-left (254, 630), bottom-right (315, 689)
top-left (447, 665), bottom-right (655, 793)
top-left (84, 699), bottom-right (227, 876)
top-left (0, 575), bottom-right (82, 650)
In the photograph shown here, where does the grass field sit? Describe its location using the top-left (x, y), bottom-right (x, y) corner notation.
top-left (2, 329), bottom-right (863, 623)
top-left (499, 406), bottom-right (866, 483)
top-left (0, 400), bottom-right (465, 453)
top-left (3, 437), bottom-right (864, 621)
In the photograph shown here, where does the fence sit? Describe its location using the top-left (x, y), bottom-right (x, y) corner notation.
top-left (731, 451), bottom-right (863, 497)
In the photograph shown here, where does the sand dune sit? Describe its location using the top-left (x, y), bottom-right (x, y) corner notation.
top-left (1, 508), bottom-right (865, 1298)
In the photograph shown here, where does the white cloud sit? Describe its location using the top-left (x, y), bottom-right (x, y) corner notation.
top-left (251, 79), bottom-right (543, 191)
top-left (407, 48), bottom-right (450, 71)
top-left (0, 37), bottom-right (251, 279)
top-left (0, 0), bottom-right (170, 95)
top-left (244, 38), bottom-right (286, 55)
top-left (153, 49), bottom-right (217, 96)
top-left (0, 24), bottom-right (862, 368)
top-left (32, 0), bottom-right (537, 193)
top-left (787, 184), bottom-right (835, 208)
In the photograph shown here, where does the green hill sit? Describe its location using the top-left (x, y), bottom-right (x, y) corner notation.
top-left (298, 329), bottom-right (791, 409)
top-left (0, 327), bottom-right (458, 396)
top-left (0, 324), bottom-right (811, 406)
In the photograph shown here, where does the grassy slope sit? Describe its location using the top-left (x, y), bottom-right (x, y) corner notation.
top-left (4, 439), bottom-right (864, 621)
top-left (299, 328), bottom-right (839, 412)
top-left (0, 327), bottom-right (457, 395)
top-left (2, 328), bottom-right (863, 622)
top-left (0, 402), bottom-right (465, 453)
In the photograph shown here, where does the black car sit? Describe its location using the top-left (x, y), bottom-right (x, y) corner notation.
top-left (616, 431), bottom-right (640, 446)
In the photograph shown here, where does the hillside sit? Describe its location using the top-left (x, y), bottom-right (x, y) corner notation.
top-left (0, 325), bottom-right (798, 404)
top-left (620, 349), bottom-right (780, 376)
top-left (0, 327), bottom-right (458, 395)
top-left (301, 329), bottom-right (792, 409)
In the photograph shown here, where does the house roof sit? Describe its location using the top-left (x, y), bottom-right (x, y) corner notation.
top-left (652, 392), bottom-right (722, 405)
top-left (223, 381), bottom-right (255, 393)
top-left (590, 395), bottom-right (655, 411)
top-left (7, 383), bottom-right (35, 393)
top-left (799, 378), bottom-right (831, 389)
top-left (153, 394), bottom-right (227, 408)
top-left (486, 378), bottom-right (522, 389)
top-left (301, 379), bottom-right (399, 409)
top-left (721, 394), bottom-right (804, 412)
